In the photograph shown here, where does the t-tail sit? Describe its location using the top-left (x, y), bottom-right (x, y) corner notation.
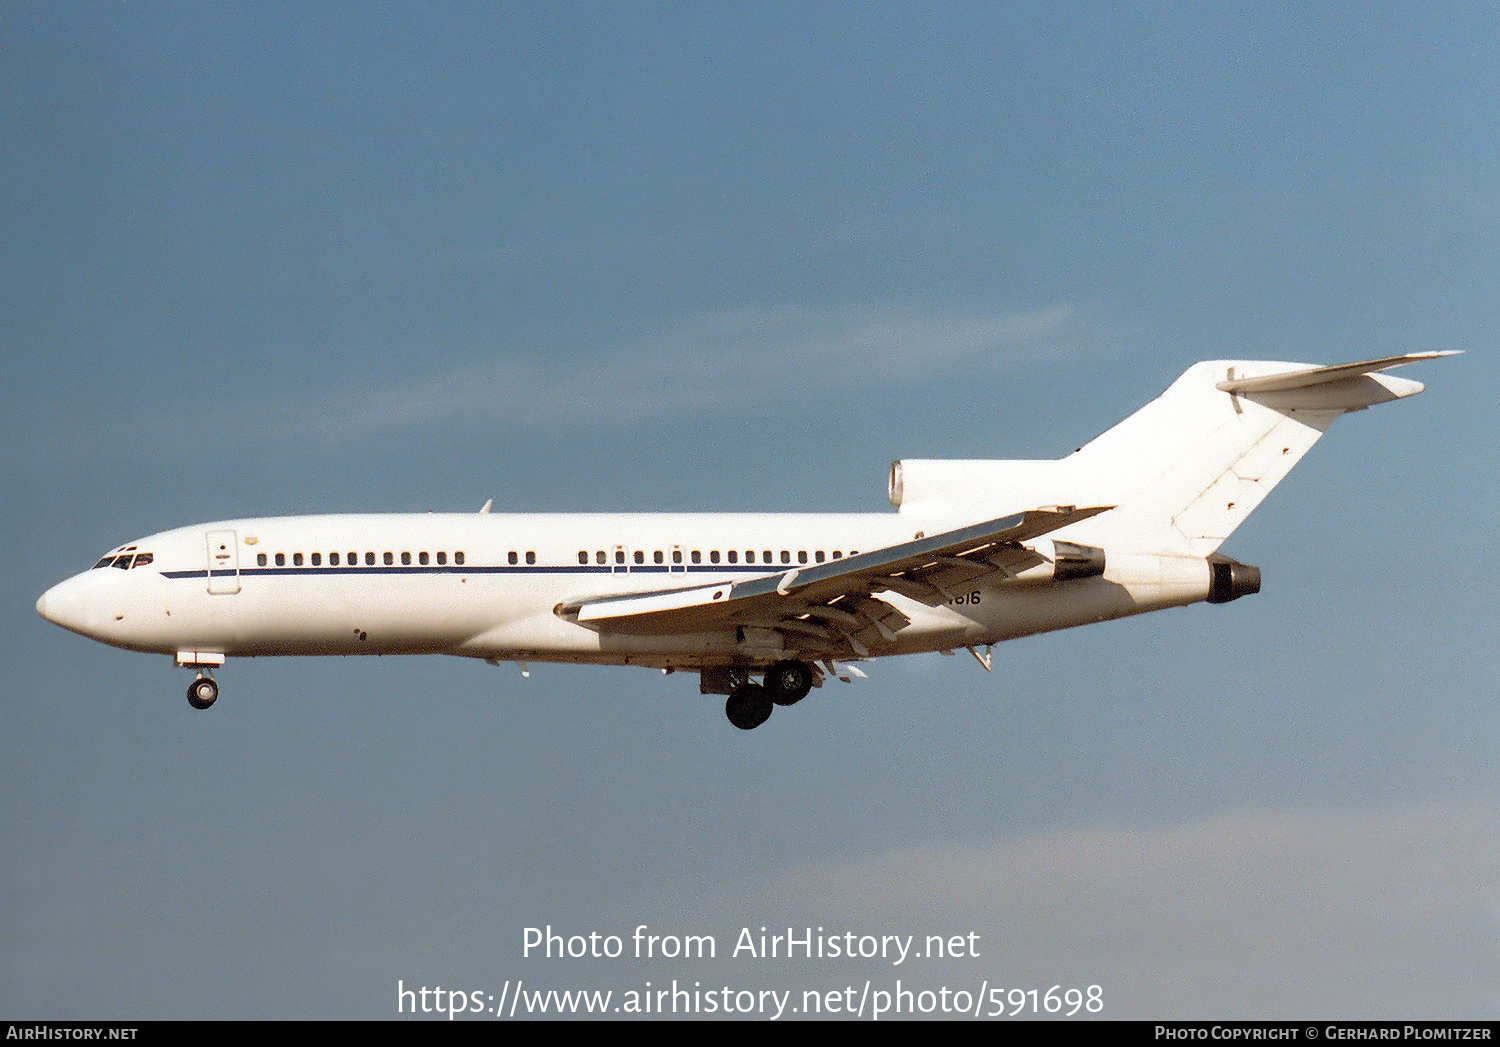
top-left (888, 352), bottom-right (1459, 582)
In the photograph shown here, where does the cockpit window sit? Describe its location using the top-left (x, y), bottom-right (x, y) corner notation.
top-left (94, 551), bottom-right (154, 569)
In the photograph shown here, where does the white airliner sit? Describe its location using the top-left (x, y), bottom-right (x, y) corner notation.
top-left (37, 352), bottom-right (1454, 729)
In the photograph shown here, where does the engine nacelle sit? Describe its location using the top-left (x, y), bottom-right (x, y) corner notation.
top-left (991, 538), bottom-right (1107, 585)
top-left (888, 458), bottom-right (1071, 514)
top-left (1206, 554), bottom-right (1261, 603)
top-left (1052, 540), bottom-right (1106, 581)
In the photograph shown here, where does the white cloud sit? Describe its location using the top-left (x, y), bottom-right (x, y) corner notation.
top-left (11, 299), bottom-right (1103, 471)
top-left (273, 301), bottom-right (1092, 442)
top-left (692, 797), bottom-right (1500, 1018)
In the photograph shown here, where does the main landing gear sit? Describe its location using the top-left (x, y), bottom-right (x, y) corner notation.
top-left (764, 659), bottom-right (814, 706)
top-left (724, 659), bottom-right (816, 731)
top-left (187, 674), bottom-right (219, 710)
top-left (725, 684), bottom-right (773, 730)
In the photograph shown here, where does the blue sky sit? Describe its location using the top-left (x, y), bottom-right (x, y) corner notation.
top-left (3, 2), bottom-right (1496, 1019)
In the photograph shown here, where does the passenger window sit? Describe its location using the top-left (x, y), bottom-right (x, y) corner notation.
top-left (508, 551), bottom-right (518, 565)
top-left (746, 550), bottom-right (755, 563)
top-left (728, 550), bottom-right (738, 564)
top-left (313, 553), bottom-right (322, 566)
top-left (455, 551), bottom-right (464, 565)
top-left (672, 550), bottom-right (682, 564)
top-left (419, 552), bottom-right (428, 565)
top-left (383, 552), bottom-right (393, 565)
top-left (653, 550), bottom-right (663, 564)
top-left (293, 553), bottom-right (303, 566)
top-left (710, 551), bottom-right (720, 564)
top-left (437, 552), bottom-right (447, 565)
top-left (616, 550), bottom-right (625, 564)
top-left (832, 551), bottom-right (842, 559)
top-left (596, 551), bottom-right (606, 564)
top-left (366, 552), bottom-right (376, 566)
top-left (766, 550), bottom-right (774, 563)
top-left (276, 553), bottom-right (286, 567)
top-left (257, 553), bottom-right (267, 567)
top-left (579, 551), bottom-right (588, 564)
top-left (401, 552), bottom-right (411, 566)
top-left (330, 552), bottom-right (339, 566)
top-left (348, 552), bottom-right (357, 565)
top-left (526, 551), bottom-right (535, 565)
top-left (798, 550), bottom-right (807, 564)
top-left (691, 551), bottom-right (701, 564)
top-left (816, 551), bottom-right (826, 562)
top-left (633, 550), bottom-right (644, 565)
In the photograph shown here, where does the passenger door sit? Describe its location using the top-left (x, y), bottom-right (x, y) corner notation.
top-left (206, 530), bottom-right (240, 594)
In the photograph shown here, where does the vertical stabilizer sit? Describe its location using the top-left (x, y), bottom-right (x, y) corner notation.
top-left (889, 353), bottom-right (1455, 557)
top-left (1068, 353), bottom-right (1450, 555)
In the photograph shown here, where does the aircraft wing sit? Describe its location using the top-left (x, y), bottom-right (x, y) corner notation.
top-left (557, 505), bottom-right (1111, 657)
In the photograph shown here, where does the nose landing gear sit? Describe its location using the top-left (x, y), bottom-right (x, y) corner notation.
top-left (187, 674), bottom-right (219, 710)
top-left (176, 652), bottom-right (225, 711)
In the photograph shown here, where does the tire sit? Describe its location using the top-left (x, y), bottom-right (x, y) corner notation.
top-left (725, 684), bottom-right (773, 730)
top-left (764, 660), bottom-right (813, 706)
top-left (187, 677), bottom-right (219, 710)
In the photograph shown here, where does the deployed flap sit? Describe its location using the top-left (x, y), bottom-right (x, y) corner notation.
top-left (1215, 351), bottom-right (1460, 394)
top-left (559, 505), bottom-right (1112, 645)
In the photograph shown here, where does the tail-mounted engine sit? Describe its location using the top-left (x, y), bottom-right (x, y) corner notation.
top-left (1052, 541), bottom-right (1106, 581)
top-left (994, 538), bottom-right (1106, 584)
top-left (1207, 554), bottom-right (1261, 603)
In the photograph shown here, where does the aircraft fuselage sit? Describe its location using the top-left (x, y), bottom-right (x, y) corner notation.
top-left (36, 512), bottom-right (1215, 670)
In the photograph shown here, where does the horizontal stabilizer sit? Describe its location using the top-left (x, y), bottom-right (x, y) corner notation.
top-left (1215, 352), bottom-right (1461, 394)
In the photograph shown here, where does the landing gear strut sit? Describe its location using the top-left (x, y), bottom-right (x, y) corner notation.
top-left (187, 674), bottom-right (219, 711)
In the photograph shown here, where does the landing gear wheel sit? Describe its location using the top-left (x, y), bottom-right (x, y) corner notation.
top-left (187, 675), bottom-right (219, 710)
top-left (725, 683), bottom-right (773, 731)
top-left (765, 659), bottom-right (814, 706)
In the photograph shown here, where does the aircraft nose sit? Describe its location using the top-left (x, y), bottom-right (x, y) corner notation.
top-left (37, 581), bottom-right (70, 627)
top-left (36, 575), bottom-right (97, 636)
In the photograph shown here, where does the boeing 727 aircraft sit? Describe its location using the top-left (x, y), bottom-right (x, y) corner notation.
top-left (36, 352), bottom-right (1454, 729)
